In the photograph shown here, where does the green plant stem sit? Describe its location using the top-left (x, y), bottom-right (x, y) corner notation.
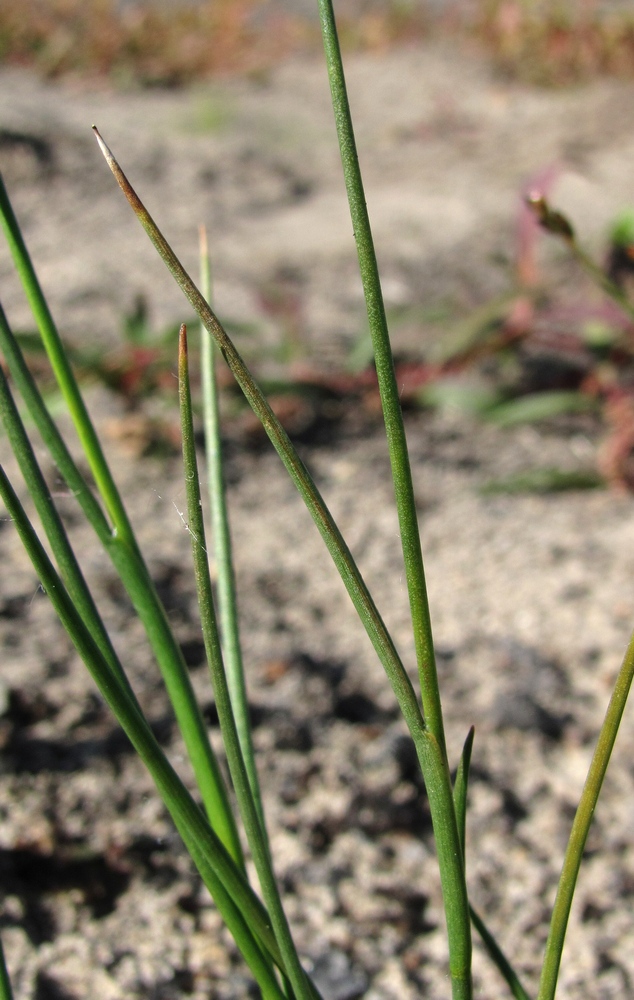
top-left (0, 936), bottom-right (14, 1000)
top-left (0, 228), bottom-right (242, 866)
top-left (316, 0), bottom-right (446, 761)
top-left (452, 726), bottom-right (475, 858)
top-left (94, 125), bottom-right (471, 998)
top-left (451, 727), bottom-right (530, 1000)
top-left (0, 465), bottom-right (288, 998)
top-left (570, 239), bottom-right (634, 324)
top-left (526, 193), bottom-right (634, 323)
top-left (199, 227), bottom-right (266, 835)
top-left (0, 306), bottom-right (239, 858)
top-left (93, 128), bottom-right (470, 996)
top-left (316, 3), bottom-right (472, 993)
top-left (470, 906), bottom-right (531, 1000)
top-left (0, 365), bottom-right (135, 704)
top-left (0, 303), bottom-right (112, 545)
top-left (537, 632), bottom-right (634, 1000)
top-left (179, 326), bottom-right (318, 1000)
top-left (0, 175), bottom-right (134, 545)
top-left (93, 124), bottom-right (421, 769)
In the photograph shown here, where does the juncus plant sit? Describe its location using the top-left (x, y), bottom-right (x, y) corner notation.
top-left (1, 2), bottom-right (633, 998)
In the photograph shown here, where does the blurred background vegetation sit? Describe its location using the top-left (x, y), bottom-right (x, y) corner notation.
top-left (2, 0), bottom-right (634, 88)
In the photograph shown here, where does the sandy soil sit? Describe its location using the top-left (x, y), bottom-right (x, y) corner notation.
top-left (1, 39), bottom-right (634, 1000)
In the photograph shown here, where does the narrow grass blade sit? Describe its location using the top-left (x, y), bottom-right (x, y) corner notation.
top-left (92, 125), bottom-right (423, 780)
top-left (453, 726), bottom-right (475, 858)
top-left (452, 728), bottom-right (531, 999)
top-left (0, 467), bottom-right (288, 996)
top-left (316, 2), bottom-right (471, 992)
top-left (179, 325), bottom-right (319, 1000)
top-left (0, 200), bottom-right (242, 866)
top-left (537, 632), bottom-right (634, 1000)
top-left (93, 124), bottom-right (471, 999)
top-left (484, 391), bottom-right (596, 428)
top-left (470, 907), bottom-right (532, 1000)
top-left (199, 226), bottom-right (266, 835)
top-left (316, 0), bottom-right (446, 761)
top-left (0, 936), bottom-right (14, 1000)
top-left (0, 175), bottom-right (134, 546)
top-left (0, 302), bottom-right (112, 545)
top-left (480, 469), bottom-right (603, 495)
top-left (0, 364), bottom-right (135, 704)
top-left (418, 729), bottom-right (472, 1000)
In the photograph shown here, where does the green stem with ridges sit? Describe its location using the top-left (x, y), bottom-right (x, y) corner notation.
top-left (199, 227), bottom-right (266, 837)
top-left (179, 326), bottom-right (319, 1000)
top-left (537, 632), bottom-right (634, 1000)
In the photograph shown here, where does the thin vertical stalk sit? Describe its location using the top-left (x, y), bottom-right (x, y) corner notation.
top-left (316, 0), bottom-right (446, 760)
top-left (453, 728), bottom-right (529, 999)
top-left (199, 227), bottom-right (266, 835)
top-left (316, 2), bottom-right (471, 994)
top-left (537, 633), bottom-right (634, 1000)
top-left (179, 326), bottom-right (319, 1000)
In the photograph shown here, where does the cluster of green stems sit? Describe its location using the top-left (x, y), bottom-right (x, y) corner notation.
top-left (1, 3), bottom-right (633, 999)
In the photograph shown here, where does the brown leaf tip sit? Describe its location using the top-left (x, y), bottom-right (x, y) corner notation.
top-left (179, 323), bottom-right (188, 357)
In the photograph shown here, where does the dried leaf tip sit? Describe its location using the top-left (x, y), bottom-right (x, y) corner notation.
top-left (179, 323), bottom-right (188, 357)
top-left (198, 224), bottom-right (209, 259)
top-left (91, 125), bottom-right (113, 164)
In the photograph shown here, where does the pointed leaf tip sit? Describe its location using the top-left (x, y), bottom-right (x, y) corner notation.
top-left (92, 125), bottom-right (112, 163)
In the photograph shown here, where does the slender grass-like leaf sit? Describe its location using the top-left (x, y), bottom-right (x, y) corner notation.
top-left (0, 200), bottom-right (242, 865)
top-left (537, 631), bottom-right (634, 1000)
top-left (93, 123), bottom-right (471, 1000)
top-left (316, 1), bottom-right (471, 992)
top-left (470, 907), bottom-right (532, 1000)
top-left (199, 226), bottom-right (266, 835)
top-left (451, 728), bottom-right (531, 1000)
top-left (179, 325), bottom-right (319, 1000)
top-left (480, 468), bottom-right (604, 495)
top-left (484, 391), bottom-right (596, 428)
top-left (0, 466), bottom-right (289, 997)
top-left (452, 726), bottom-right (475, 858)
top-left (0, 175), bottom-right (134, 544)
top-left (0, 302), bottom-right (112, 544)
top-left (91, 125), bottom-right (423, 794)
top-left (316, 0), bottom-right (446, 760)
top-left (0, 364), bottom-right (134, 703)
